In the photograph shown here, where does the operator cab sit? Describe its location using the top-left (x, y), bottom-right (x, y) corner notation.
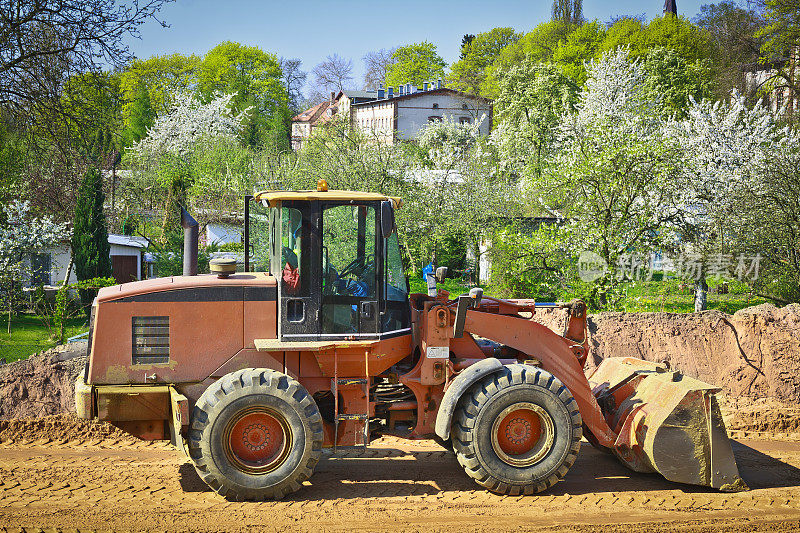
top-left (246, 183), bottom-right (411, 342)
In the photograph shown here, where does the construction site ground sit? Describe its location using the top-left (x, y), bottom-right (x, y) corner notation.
top-left (0, 418), bottom-right (799, 532)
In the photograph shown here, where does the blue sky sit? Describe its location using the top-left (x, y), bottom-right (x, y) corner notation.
top-left (123, 0), bottom-right (710, 94)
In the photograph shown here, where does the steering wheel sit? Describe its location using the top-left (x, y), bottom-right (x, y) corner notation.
top-left (339, 254), bottom-right (372, 279)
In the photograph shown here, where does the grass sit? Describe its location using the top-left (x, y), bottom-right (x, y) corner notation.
top-left (0, 313), bottom-right (89, 362)
top-left (618, 278), bottom-right (766, 314)
top-left (409, 273), bottom-right (766, 314)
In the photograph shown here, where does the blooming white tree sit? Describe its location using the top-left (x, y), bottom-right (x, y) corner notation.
top-left (533, 49), bottom-right (682, 307)
top-left (671, 92), bottom-right (800, 305)
top-left (0, 201), bottom-right (68, 333)
top-left (132, 92), bottom-right (249, 158)
top-left (404, 116), bottom-right (520, 275)
top-left (128, 91), bottom-right (249, 242)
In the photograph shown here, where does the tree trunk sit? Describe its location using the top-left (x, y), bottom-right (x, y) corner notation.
top-left (6, 280), bottom-right (11, 336)
top-left (63, 253), bottom-right (73, 286)
top-left (694, 277), bottom-right (708, 312)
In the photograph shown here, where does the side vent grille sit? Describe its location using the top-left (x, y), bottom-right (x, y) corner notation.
top-left (132, 316), bottom-right (169, 365)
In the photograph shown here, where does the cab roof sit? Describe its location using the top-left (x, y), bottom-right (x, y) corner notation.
top-left (254, 189), bottom-right (402, 208)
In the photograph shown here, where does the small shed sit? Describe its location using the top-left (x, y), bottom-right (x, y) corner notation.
top-left (25, 234), bottom-right (149, 288)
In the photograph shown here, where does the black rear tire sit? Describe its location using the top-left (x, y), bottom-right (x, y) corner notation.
top-left (188, 368), bottom-right (324, 500)
top-left (452, 364), bottom-right (582, 495)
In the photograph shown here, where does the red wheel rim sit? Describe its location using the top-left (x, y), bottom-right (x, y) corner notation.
top-left (224, 407), bottom-right (291, 474)
top-left (490, 402), bottom-right (554, 467)
top-left (497, 408), bottom-right (542, 456)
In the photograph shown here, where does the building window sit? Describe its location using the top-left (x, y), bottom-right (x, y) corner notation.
top-left (428, 116), bottom-right (442, 123)
top-left (432, 103), bottom-right (439, 109)
top-left (459, 117), bottom-right (472, 125)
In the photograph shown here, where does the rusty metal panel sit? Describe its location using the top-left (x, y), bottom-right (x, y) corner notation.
top-left (97, 386), bottom-right (170, 422)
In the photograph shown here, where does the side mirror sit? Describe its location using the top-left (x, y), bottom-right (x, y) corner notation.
top-left (435, 266), bottom-right (448, 284)
top-left (380, 200), bottom-right (395, 238)
top-left (469, 287), bottom-right (483, 307)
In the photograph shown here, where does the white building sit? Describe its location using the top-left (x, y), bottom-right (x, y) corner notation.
top-left (291, 82), bottom-right (493, 148)
top-left (291, 89), bottom-right (384, 151)
top-left (206, 221), bottom-right (241, 246)
top-left (351, 84), bottom-right (492, 145)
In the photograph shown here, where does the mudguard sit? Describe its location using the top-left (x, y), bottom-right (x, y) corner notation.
top-left (434, 358), bottom-right (503, 441)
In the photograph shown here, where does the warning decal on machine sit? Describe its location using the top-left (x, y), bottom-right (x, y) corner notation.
top-left (426, 346), bottom-right (449, 359)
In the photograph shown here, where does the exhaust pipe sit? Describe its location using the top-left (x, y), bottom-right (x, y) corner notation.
top-left (180, 207), bottom-right (198, 276)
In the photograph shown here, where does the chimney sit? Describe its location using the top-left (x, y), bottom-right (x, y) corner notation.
top-left (423, 82), bottom-right (429, 91)
top-left (437, 79), bottom-right (442, 89)
top-left (405, 83), bottom-right (411, 94)
top-left (663, 0), bottom-right (677, 15)
top-left (398, 85), bottom-right (404, 96)
top-left (330, 91), bottom-right (336, 104)
top-left (388, 87), bottom-right (394, 98)
top-left (378, 88), bottom-right (385, 98)
top-left (180, 207), bottom-right (198, 277)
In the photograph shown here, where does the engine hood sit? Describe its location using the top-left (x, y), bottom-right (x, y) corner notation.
top-left (96, 272), bottom-right (277, 304)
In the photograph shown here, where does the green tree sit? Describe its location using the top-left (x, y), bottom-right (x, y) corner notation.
top-left (449, 28), bottom-right (522, 94)
top-left (598, 17), bottom-right (648, 56)
top-left (599, 15), bottom-right (713, 64)
top-left (694, 1), bottom-right (765, 101)
top-left (120, 53), bottom-right (201, 122)
top-left (123, 86), bottom-right (156, 145)
top-left (59, 71), bottom-right (124, 158)
top-left (551, 0), bottom-right (584, 25)
top-left (642, 15), bottom-right (713, 62)
top-left (385, 42), bottom-right (448, 88)
top-left (199, 41), bottom-right (287, 146)
top-left (71, 167), bottom-right (113, 309)
top-left (756, 0), bottom-right (800, 115)
top-left (493, 61), bottom-right (578, 179)
top-left (460, 34), bottom-right (476, 59)
top-left (484, 21), bottom-right (572, 96)
top-left (553, 20), bottom-right (607, 84)
top-left (642, 47), bottom-right (713, 117)
top-left (0, 118), bottom-right (24, 207)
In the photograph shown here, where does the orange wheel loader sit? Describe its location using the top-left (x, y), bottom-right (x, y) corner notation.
top-left (74, 183), bottom-right (747, 500)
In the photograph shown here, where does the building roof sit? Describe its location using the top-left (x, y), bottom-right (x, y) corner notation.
top-left (340, 89), bottom-right (379, 101)
top-left (352, 87), bottom-right (492, 107)
top-left (254, 189), bottom-right (402, 208)
top-left (292, 100), bottom-right (330, 123)
top-left (108, 234), bottom-right (149, 248)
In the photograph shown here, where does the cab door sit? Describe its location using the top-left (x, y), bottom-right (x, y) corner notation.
top-left (278, 201), bottom-right (322, 341)
top-left (320, 203), bottom-right (379, 338)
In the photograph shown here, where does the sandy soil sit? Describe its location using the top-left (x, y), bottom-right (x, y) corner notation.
top-left (0, 426), bottom-right (799, 532)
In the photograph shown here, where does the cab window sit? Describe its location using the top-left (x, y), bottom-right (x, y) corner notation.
top-left (281, 207), bottom-right (303, 295)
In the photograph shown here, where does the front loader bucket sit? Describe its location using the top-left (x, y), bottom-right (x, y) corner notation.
top-left (589, 357), bottom-right (747, 492)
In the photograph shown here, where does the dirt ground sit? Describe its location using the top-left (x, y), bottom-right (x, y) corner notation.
top-left (0, 418), bottom-right (799, 532)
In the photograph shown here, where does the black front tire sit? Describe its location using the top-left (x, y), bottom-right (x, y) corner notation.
top-left (188, 368), bottom-right (324, 500)
top-left (452, 364), bottom-right (582, 495)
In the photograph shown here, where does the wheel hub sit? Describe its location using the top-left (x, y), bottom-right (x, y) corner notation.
top-left (224, 407), bottom-right (291, 474)
top-left (491, 402), bottom-right (555, 467)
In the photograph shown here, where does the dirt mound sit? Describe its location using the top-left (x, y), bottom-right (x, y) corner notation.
top-left (0, 342), bottom-right (87, 420)
top-left (535, 303), bottom-right (800, 402)
top-left (0, 413), bottom-right (133, 443)
top-left (721, 397), bottom-right (800, 437)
